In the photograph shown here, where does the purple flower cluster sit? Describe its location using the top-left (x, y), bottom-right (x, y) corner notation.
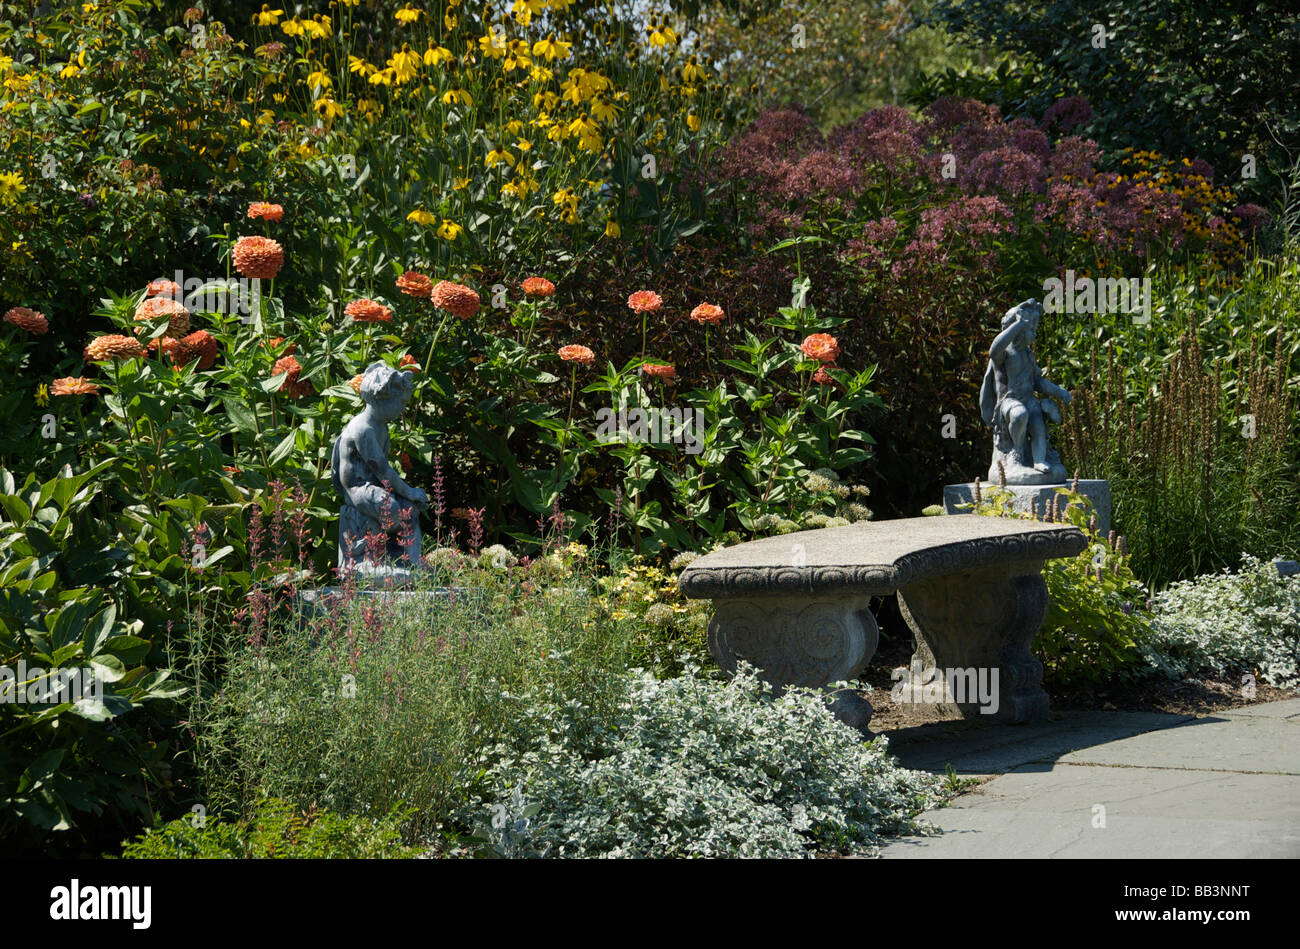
top-left (962, 146), bottom-right (1047, 196)
top-left (1039, 171), bottom-right (1184, 256)
top-left (778, 149), bottom-right (859, 202)
top-left (718, 94), bottom-right (1220, 274)
top-left (715, 107), bottom-right (821, 184)
top-left (1048, 135), bottom-right (1102, 180)
top-left (1231, 203), bottom-right (1269, 235)
top-left (828, 105), bottom-right (926, 172)
top-left (715, 107), bottom-right (866, 212)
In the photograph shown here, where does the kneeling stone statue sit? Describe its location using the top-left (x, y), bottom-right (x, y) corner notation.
top-left (979, 299), bottom-right (1072, 485)
top-left (330, 361), bottom-right (429, 579)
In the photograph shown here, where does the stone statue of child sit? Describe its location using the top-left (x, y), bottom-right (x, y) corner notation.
top-left (331, 361), bottom-right (429, 574)
top-left (979, 299), bottom-right (1073, 485)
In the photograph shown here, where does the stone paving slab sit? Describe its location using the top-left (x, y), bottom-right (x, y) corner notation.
top-left (1061, 714), bottom-right (1300, 774)
top-left (1216, 697), bottom-right (1300, 720)
top-left (874, 697), bottom-right (1300, 859)
top-left (883, 710), bottom-right (1195, 776)
top-left (879, 808), bottom-right (1300, 858)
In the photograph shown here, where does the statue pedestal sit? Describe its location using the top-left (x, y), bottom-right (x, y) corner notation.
top-left (942, 480), bottom-right (1110, 537)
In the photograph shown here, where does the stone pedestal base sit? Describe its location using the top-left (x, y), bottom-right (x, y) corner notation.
top-left (988, 444), bottom-right (1068, 485)
top-left (337, 502), bottom-right (423, 575)
top-left (942, 479), bottom-right (1110, 537)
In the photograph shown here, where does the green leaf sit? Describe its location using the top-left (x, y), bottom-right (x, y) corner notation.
top-left (17, 750), bottom-right (66, 793)
top-left (222, 397), bottom-right (258, 434)
top-left (89, 654), bottom-right (126, 684)
top-left (84, 603), bottom-right (118, 655)
top-left (267, 430), bottom-right (297, 465)
top-left (71, 693), bottom-right (134, 721)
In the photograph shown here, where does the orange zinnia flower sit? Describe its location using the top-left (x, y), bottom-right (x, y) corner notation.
top-left (522, 276), bottom-right (556, 298)
top-left (134, 297), bottom-right (191, 339)
top-left (247, 202), bottom-right (285, 222)
top-left (627, 290), bottom-right (663, 314)
top-left (431, 280), bottom-right (480, 320)
top-left (272, 354), bottom-right (313, 397)
top-left (146, 278), bottom-right (183, 300)
top-left (396, 271), bottom-right (433, 298)
top-left (50, 377), bottom-right (100, 396)
top-left (3, 306), bottom-right (48, 334)
top-left (181, 330), bottom-right (219, 370)
top-left (273, 354), bottom-right (302, 383)
top-left (813, 364), bottom-right (838, 386)
top-left (800, 333), bottom-right (839, 363)
top-left (148, 336), bottom-right (188, 364)
top-left (398, 354), bottom-right (420, 373)
top-left (264, 336), bottom-right (296, 354)
top-left (689, 302), bottom-right (725, 324)
top-left (232, 236), bottom-right (285, 279)
top-left (349, 374), bottom-right (364, 394)
top-left (640, 362), bottom-right (676, 380)
top-left (558, 344), bottom-right (595, 365)
top-left (344, 298), bottom-right (393, 323)
top-left (84, 334), bottom-right (147, 362)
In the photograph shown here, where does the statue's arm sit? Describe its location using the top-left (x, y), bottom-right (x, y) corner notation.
top-left (988, 320), bottom-right (1021, 361)
top-left (349, 430), bottom-right (418, 499)
top-left (384, 463), bottom-right (417, 496)
top-left (1035, 376), bottom-right (1072, 402)
top-left (979, 361), bottom-right (998, 426)
top-left (376, 458), bottom-right (429, 509)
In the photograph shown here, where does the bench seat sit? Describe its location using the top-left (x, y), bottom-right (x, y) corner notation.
top-left (677, 515), bottom-right (1087, 730)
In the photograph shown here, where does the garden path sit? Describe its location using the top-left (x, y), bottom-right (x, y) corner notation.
top-left (874, 698), bottom-right (1300, 858)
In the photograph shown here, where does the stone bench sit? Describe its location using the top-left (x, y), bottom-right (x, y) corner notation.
top-left (676, 515), bottom-right (1087, 730)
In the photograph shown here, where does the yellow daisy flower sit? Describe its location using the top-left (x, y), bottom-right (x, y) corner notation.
top-left (253, 5), bottom-right (283, 26)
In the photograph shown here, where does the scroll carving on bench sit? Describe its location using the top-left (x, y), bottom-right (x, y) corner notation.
top-left (677, 515), bottom-right (1086, 731)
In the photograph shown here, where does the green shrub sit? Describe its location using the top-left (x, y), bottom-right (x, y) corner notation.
top-left (454, 662), bottom-right (948, 858)
top-left (188, 548), bottom-right (685, 839)
top-left (967, 483), bottom-right (1154, 686)
top-left (699, 0), bottom-right (976, 127)
top-left (0, 465), bottom-right (186, 853)
top-left (119, 796), bottom-right (416, 859)
top-left (1145, 555), bottom-right (1300, 689)
top-left (904, 56), bottom-right (1045, 118)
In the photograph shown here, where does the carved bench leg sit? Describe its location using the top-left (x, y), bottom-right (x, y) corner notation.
top-left (896, 560), bottom-right (1051, 723)
top-left (707, 595), bottom-right (879, 731)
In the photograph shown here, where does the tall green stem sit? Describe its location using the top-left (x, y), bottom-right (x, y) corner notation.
top-left (113, 359), bottom-right (153, 498)
top-left (423, 311), bottom-right (450, 378)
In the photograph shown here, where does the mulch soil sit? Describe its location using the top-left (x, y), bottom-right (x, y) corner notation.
top-left (858, 624), bottom-right (1294, 736)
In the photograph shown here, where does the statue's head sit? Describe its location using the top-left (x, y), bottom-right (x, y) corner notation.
top-left (1002, 299), bottom-right (1043, 342)
top-left (359, 361), bottom-right (414, 420)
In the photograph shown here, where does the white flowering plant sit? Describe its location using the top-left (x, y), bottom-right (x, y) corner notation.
top-left (1145, 554), bottom-right (1300, 689)
top-left (454, 662), bottom-right (949, 858)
